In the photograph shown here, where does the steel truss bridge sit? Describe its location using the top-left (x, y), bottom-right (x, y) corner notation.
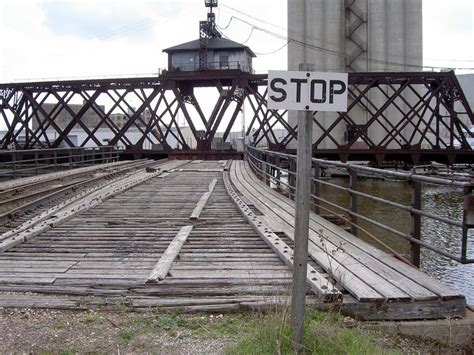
top-left (0, 70), bottom-right (473, 164)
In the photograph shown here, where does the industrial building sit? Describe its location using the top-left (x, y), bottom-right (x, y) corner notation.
top-left (287, 0), bottom-right (424, 149)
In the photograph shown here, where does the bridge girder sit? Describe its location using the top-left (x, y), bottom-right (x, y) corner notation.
top-left (0, 70), bottom-right (472, 164)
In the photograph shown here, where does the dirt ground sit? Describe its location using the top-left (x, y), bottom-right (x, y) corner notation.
top-left (0, 307), bottom-right (468, 354)
top-left (0, 308), bottom-right (237, 354)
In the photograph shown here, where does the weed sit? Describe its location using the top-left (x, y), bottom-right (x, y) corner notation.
top-left (206, 317), bottom-right (244, 336)
top-left (55, 320), bottom-right (70, 329)
top-left (128, 315), bottom-right (155, 334)
top-left (115, 299), bottom-right (132, 313)
top-left (156, 315), bottom-right (187, 330)
top-left (118, 329), bottom-right (134, 342)
top-left (154, 304), bottom-right (164, 314)
top-left (225, 308), bottom-right (400, 355)
top-left (82, 313), bottom-right (100, 323)
top-left (59, 347), bottom-right (75, 355)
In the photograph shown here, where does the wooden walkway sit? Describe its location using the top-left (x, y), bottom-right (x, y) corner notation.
top-left (0, 160), bottom-right (467, 320)
top-left (228, 161), bottom-right (466, 319)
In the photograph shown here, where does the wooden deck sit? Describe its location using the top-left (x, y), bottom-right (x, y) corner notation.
top-left (0, 160), bottom-right (467, 320)
top-left (228, 161), bottom-right (466, 319)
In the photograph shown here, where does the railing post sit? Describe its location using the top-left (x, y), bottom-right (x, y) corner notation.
top-left (410, 180), bottom-right (422, 267)
top-left (68, 149), bottom-right (73, 168)
top-left (53, 151), bottom-right (58, 172)
top-left (462, 186), bottom-right (474, 263)
top-left (81, 148), bottom-right (85, 166)
top-left (276, 157), bottom-right (281, 192)
top-left (264, 154), bottom-right (270, 186)
top-left (12, 150), bottom-right (16, 179)
top-left (349, 168), bottom-right (358, 236)
top-left (313, 162), bottom-right (321, 215)
top-left (289, 158), bottom-right (296, 200)
top-left (34, 151), bottom-right (39, 176)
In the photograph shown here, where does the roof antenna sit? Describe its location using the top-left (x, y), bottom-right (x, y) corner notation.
top-left (199, 0), bottom-right (222, 69)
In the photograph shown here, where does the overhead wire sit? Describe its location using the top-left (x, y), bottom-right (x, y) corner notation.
top-left (218, 5), bottom-right (474, 71)
top-left (241, 27), bottom-right (255, 44)
top-left (254, 41), bottom-right (290, 55)
top-left (91, 8), bottom-right (180, 41)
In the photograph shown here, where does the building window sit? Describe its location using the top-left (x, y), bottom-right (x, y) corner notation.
top-left (220, 55), bottom-right (229, 69)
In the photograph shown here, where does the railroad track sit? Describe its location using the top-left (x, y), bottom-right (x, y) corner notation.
top-left (0, 159), bottom-right (166, 231)
top-left (0, 160), bottom-right (466, 321)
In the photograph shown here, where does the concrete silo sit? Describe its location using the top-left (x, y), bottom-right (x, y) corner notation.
top-left (287, 0), bottom-right (423, 149)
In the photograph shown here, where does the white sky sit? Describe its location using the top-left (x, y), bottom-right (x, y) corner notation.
top-left (0, 0), bottom-right (472, 133)
top-left (0, 0), bottom-right (473, 83)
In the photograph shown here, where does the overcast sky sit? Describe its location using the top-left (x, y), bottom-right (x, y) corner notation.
top-left (0, 0), bottom-right (473, 83)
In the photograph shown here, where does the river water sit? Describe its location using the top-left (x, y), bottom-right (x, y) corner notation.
top-left (317, 177), bottom-right (474, 304)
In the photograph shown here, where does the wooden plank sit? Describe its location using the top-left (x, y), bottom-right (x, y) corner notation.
top-left (223, 172), bottom-right (341, 302)
top-left (224, 160), bottom-right (232, 171)
top-left (146, 225), bottom-right (194, 283)
top-left (237, 162), bottom-right (428, 300)
top-left (177, 169), bottom-right (224, 172)
top-left (0, 164), bottom-right (182, 252)
top-left (230, 161), bottom-right (387, 301)
top-left (238, 161), bottom-right (463, 301)
top-left (189, 178), bottom-right (218, 220)
top-left (0, 162), bottom-right (317, 316)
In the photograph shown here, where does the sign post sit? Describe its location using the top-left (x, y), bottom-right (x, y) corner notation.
top-left (268, 69), bottom-right (348, 349)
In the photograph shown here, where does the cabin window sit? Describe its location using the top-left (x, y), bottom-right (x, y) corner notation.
top-left (220, 55), bottom-right (229, 69)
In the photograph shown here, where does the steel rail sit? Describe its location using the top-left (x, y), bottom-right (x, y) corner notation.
top-left (0, 159), bottom-right (163, 224)
top-left (248, 146), bottom-right (473, 187)
top-left (248, 150), bottom-right (465, 228)
top-left (246, 146), bottom-right (473, 264)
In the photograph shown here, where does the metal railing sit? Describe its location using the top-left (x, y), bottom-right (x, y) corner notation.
top-left (170, 61), bottom-right (253, 73)
top-left (246, 146), bottom-right (474, 266)
top-left (0, 147), bottom-right (119, 179)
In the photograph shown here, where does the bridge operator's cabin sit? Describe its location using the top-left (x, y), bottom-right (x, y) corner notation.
top-left (163, 38), bottom-right (256, 73)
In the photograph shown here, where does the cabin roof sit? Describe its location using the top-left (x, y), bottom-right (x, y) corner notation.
top-left (163, 38), bottom-right (256, 57)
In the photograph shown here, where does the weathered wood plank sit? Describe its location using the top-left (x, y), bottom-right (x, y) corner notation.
top-left (189, 178), bottom-right (218, 220)
top-left (146, 225), bottom-right (194, 283)
top-left (239, 161), bottom-right (463, 301)
top-left (223, 172), bottom-right (341, 302)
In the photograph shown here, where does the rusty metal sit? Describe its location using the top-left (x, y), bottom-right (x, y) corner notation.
top-left (0, 70), bottom-right (473, 164)
top-left (0, 147), bottom-right (118, 178)
top-left (246, 145), bottom-right (474, 265)
top-left (410, 181), bottom-right (422, 267)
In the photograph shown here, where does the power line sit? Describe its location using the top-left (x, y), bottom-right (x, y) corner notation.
top-left (217, 15), bottom-right (474, 71)
top-left (241, 27), bottom-right (255, 45)
top-left (218, 4), bottom-right (474, 70)
top-left (254, 41), bottom-right (290, 55)
top-left (92, 9), bottom-right (180, 41)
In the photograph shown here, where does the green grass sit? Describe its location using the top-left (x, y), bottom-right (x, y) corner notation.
top-left (82, 313), bottom-right (100, 323)
top-left (59, 347), bottom-right (75, 355)
top-left (156, 314), bottom-right (188, 330)
top-left (225, 308), bottom-right (400, 355)
top-left (118, 329), bottom-right (134, 342)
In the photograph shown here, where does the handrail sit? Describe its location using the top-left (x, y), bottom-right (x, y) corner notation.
top-left (246, 145), bottom-right (474, 265)
top-left (0, 146), bottom-right (114, 155)
top-left (248, 146), bottom-right (472, 187)
top-left (0, 147), bottom-right (119, 179)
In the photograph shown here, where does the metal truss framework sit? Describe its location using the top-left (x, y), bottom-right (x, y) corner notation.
top-left (0, 70), bottom-right (473, 164)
